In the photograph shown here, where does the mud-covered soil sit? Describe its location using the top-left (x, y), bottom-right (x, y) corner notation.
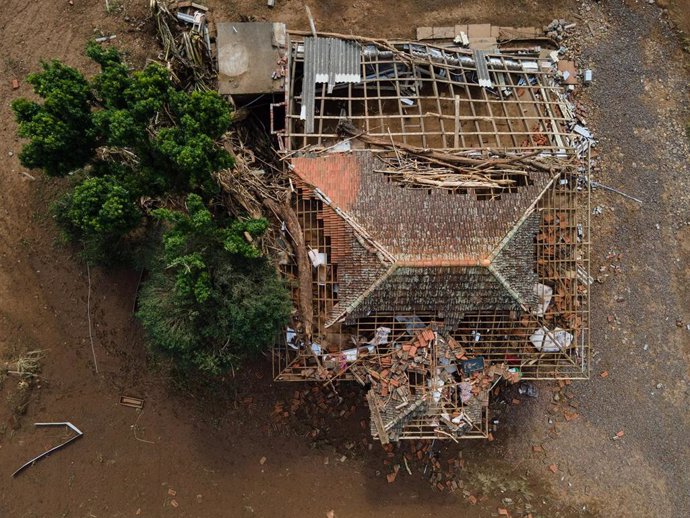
top-left (1, 1), bottom-right (688, 517)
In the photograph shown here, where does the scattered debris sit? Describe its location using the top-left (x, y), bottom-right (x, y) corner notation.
top-left (530, 327), bottom-right (573, 352)
top-left (518, 383), bottom-right (538, 398)
top-left (544, 19), bottom-right (576, 42)
top-left (12, 422), bottom-right (84, 477)
top-left (533, 283), bottom-right (553, 316)
top-left (150, 0), bottom-right (216, 90)
top-left (584, 69), bottom-right (593, 84)
top-left (2, 350), bottom-right (45, 378)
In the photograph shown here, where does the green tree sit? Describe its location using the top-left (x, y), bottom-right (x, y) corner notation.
top-left (12, 61), bottom-right (95, 176)
top-left (14, 43), bottom-right (236, 261)
top-left (13, 45), bottom-right (289, 376)
top-left (56, 175), bottom-right (141, 238)
top-left (137, 195), bottom-right (290, 374)
top-left (13, 42), bottom-right (234, 193)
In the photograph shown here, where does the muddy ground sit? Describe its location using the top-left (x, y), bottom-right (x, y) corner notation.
top-left (1, 0), bottom-right (688, 517)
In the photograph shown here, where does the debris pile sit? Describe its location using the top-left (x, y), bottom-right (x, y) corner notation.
top-left (343, 328), bottom-right (520, 444)
top-left (543, 19), bottom-right (577, 42)
top-left (150, 0), bottom-right (216, 90)
top-left (270, 24), bottom-right (592, 443)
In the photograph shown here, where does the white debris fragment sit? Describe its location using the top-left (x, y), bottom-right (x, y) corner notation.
top-left (530, 327), bottom-right (573, 352)
top-left (533, 283), bottom-right (553, 316)
top-left (308, 249), bottom-right (327, 267)
top-left (368, 327), bottom-right (391, 346)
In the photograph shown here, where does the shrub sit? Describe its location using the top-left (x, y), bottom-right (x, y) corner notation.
top-left (57, 175), bottom-right (141, 237)
top-left (137, 195), bottom-right (291, 374)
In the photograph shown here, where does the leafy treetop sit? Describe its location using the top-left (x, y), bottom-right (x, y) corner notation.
top-left (56, 175), bottom-right (141, 238)
top-left (137, 194), bottom-right (291, 374)
top-left (13, 42), bottom-right (234, 194)
top-left (13, 60), bottom-right (95, 176)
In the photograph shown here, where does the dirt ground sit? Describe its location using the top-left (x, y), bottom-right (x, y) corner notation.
top-left (1, 1), bottom-right (688, 517)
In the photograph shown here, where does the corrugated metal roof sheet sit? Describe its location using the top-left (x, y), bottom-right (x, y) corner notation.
top-left (311, 37), bottom-right (361, 88)
top-left (473, 49), bottom-right (492, 88)
top-left (301, 37), bottom-right (361, 133)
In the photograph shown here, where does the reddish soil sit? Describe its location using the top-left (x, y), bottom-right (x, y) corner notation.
top-left (1, 1), bottom-right (688, 517)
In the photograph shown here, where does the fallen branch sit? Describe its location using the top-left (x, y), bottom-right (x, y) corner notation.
top-left (263, 199), bottom-right (314, 339)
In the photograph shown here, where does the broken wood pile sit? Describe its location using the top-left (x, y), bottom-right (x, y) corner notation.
top-left (150, 0), bottom-right (216, 90)
top-left (2, 350), bottom-right (45, 379)
top-left (215, 134), bottom-right (287, 219)
top-left (375, 156), bottom-right (532, 190)
top-left (338, 121), bottom-right (570, 191)
top-left (341, 327), bottom-right (520, 444)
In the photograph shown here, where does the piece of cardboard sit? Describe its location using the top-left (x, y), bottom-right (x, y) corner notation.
top-left (558, 60), bottom-right (579, 85)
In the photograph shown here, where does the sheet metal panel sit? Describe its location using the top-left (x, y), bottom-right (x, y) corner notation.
top-left (301, 37), bottom-right (361, 132)
top-left (473, 49), bottom-right (493, 88)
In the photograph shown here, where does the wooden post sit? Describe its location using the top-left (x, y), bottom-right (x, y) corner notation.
top-left (305, 6), bottom-right (317, 38)
top-left (454, 95), bottom-right (460, 150)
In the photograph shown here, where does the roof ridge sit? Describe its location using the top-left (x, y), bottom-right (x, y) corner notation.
top-left (487, 263), bottom-right (528, 309)
top-left (487, 173), bottom-right (559, 263)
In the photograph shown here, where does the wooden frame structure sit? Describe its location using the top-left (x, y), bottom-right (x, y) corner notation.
top-left (271, 32), bottom-right (592, 442)
top-left (278, 35), bottom-right (573, 154)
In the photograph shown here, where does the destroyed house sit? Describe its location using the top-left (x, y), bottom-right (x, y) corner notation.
top-left (262, 29), bottom-right (591, 443)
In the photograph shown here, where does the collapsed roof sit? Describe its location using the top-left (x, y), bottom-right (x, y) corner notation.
top-left (267, 27), bottom-right (591, 443)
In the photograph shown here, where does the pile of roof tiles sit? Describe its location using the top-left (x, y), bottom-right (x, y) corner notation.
top-left (349, 327), bottom-right (521, 444)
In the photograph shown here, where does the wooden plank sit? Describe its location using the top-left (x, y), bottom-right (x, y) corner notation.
top-left (366, 391), bottom-right (389, 445)
top-left (120, 396), bottom-right (145, 409)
